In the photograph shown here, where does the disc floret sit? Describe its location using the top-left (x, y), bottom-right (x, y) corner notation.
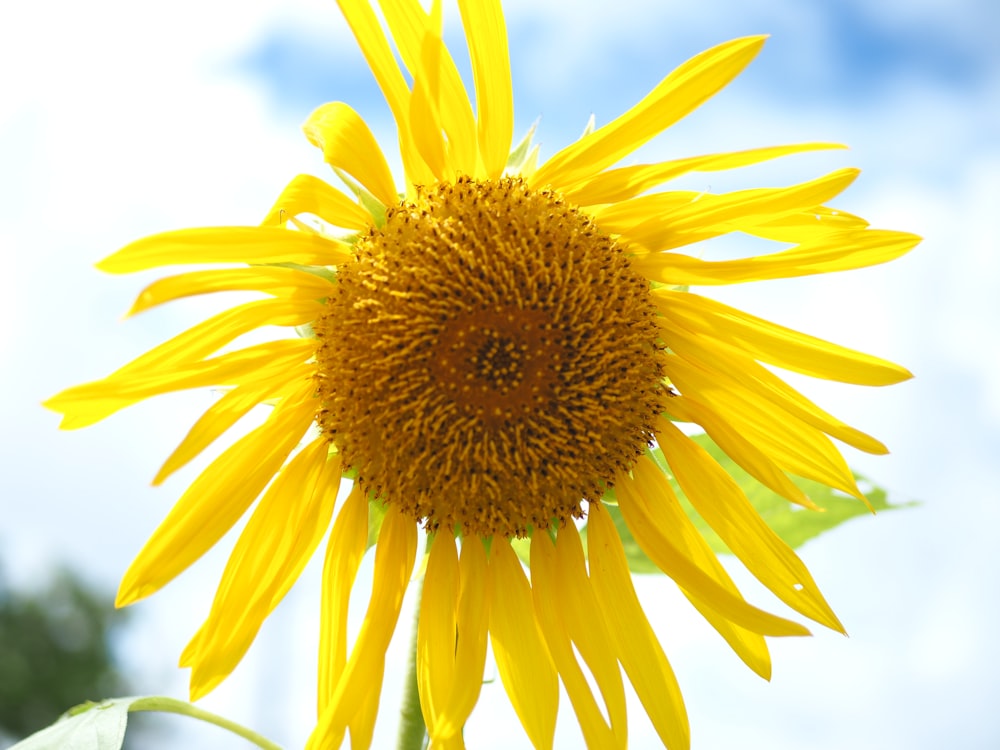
top-left (315, 176), bottom-right (665, 537)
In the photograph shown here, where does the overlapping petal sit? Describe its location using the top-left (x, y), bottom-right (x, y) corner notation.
top-left (96, 226), bottom-right (351, 273)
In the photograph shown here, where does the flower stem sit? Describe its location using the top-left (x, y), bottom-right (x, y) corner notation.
top-left (128, 696), bottom-right (283, 750)
top-left (396, 581), bottom-right (427, 750)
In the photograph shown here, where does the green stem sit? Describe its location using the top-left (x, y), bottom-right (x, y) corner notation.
top-left (128, 696), bottom-right (283, 750)
top-left (396, 580), bottom-right (427, 750)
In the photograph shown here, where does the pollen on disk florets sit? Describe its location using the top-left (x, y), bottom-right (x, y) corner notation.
top-left (314, 176), bottom-right (665, 538)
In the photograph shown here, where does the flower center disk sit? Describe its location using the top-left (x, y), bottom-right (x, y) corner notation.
top-left (314, 176), bottom-right (665, 537)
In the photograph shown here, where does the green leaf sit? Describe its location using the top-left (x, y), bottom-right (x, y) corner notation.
top-left (9, 696), bottom-right (283, 750)
top-left (9, 699), bottom-right (130, 750)
top-left (586, 433), bottom-right (916, 574)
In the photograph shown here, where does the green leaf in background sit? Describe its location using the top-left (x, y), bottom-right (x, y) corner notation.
top-left (10, 699), bottom-right (130, 750)
top-left (8, 696), bottom-right (282, 750)
top-left (585, 433), bottom-right (917, 574)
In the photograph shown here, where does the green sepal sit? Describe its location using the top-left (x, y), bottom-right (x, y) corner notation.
top-left (367, 498), bottom-right (389, 551)
top-left (506, 121), bottom-right (538, 173)
top-left (333, 167), bottom-right (389, 228)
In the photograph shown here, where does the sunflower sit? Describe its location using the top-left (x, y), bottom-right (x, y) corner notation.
top-left (45, 1), bottom-right (918, 748)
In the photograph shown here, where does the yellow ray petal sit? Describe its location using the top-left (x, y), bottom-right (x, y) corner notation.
top-left (588, 505), bottom-right (690, 750)
top-left (616, 459), bottom-right (810, 638)
top-left (553, 525), bottom-right (629, 748)
top-left (653, 290), bottom-right (913, 385)
top-left (634, 229), bottom-right (921, 285)
top-left (303, 102), bottom-right (399, 208)
top-left (48, 298), bottom-right (320, 407)
top-left (309, 504), bottom-right (417, 750)
top-left (335, 0), bottom-right (410, 130)
top-left (45, 339), bottom-right (316, 430)
top-left (348, 683), bottom-right (384, 750)
top-left (567, 142), bottom-right (845, 207)
top-left (744, 205), bottom-right (869, 243)
top-left (488, 540), bottom-right (558, 750)
top-left (531, 36), bottom-right (766, 191)
top-left (379, 0), bottom-right (477, 174)
top-left (154, 363), bottom-right (315, 486)
top-left (434, 538), bottom-right (490, 740)
top-left (612, 168), bottom-right (859, 253)
top-left (127, 267), bottom-right (335, 317)
top-left (115, 382), bottom-right (316, 607)
top-left (261, 173), bottom-right (375, 229)
top-left (418, 533), bottom-right (460, 737)
top-left (96, 226), bottom-right (350, 274)
top-left (664, 354), bottom-right (864, 499)
top-left (318, 484), bottom-right (369, 713)
top-left (617, 461), bottom-right (779, 676)
top-left (657, 421), bottom-right (844, 632)
top-left (407, 0), bottom-right (448, 180)
top-left (530, 531), bottom-right (623, 750)
top-left (181, 439), bottom-right (341, 700)
top-left (119, 297), bottom-right (322, 376)
top-left (665, 393), bottom-right (813, 508)
top-left (334, 0), bottom-right (432, 188)
top-left (657, 315), bottom-right (888, 454)
top-left (458, 0), bottom-right (513, 178)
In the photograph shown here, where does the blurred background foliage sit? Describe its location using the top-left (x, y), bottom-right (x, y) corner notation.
top-left (0, 562), bottom-right (131, 745)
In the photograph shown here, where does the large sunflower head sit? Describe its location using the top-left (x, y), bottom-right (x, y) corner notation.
top-left (45, 1), bottom-right (918, 748)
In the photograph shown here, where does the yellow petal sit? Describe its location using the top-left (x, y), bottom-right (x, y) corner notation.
top-left (380, 0), bottom-right (477, 174)
top-left (665, 393), bottom-right (812, 508)
top-left (488, 541), bottom-right (558, 750)
top-left (567, 142), bottom-right (845, 207)
top-left (127, 267), bottom-right (335, 317)
top-left (588, 505), bottom-right (690, 750)
top-left (531, 36), bottom-right (766, 191)
top-left (309, 504), bottom-right (417, 750)
top-left (458, 0), bottom-right (513, 178)
top-left (45, 339), bottom-right (316, 430)
top-left (303, 102), bottom-right (399, 208)
top-left (348, 686), bottom-right (383, 750)
top-left (617, 460), bottom-right (779, 676)
top-left (115, 382), bottom-right (317, 607)
top-left (553, 526), bottom-right (629, 748)
top-left (530, 532), bottom-right (622, 750)
top-left (261, 173), bottom-right (375, 229)
top-left (117, 297), bottom-right (322, 375)
top-left (96, 226), bottom-right (350, 274)
top-left (154, 364), bottom-right (315, 486)
top-left (657, 315), bottom-right (888, 454)
top-left (407, 0), bottom-right (448, 180)
top-left (418, 533), bottom-right (459, 737)
top-left (608, 168), bottom-right (860, 253)
top-left (318, 484), bottom-right (369, 713)
top-left (181, 439), bottom-right (340, 700)
top-left (334, 0), bottom-right (410, 131)
top-left (657, 421), bottom-right (845, 632)
top-left (653, 290), bottom-right (913, 385)
top-left (434, 538), bottom-right (490, 739)
top-left (634, 229), bottom-right (921, 285)
top-left (616, 459), bottom-right (810, 638)
top-left (744, 205), bottom-right (869, 243)
top-left (664, 354), bottom-right (864, 500)
top-left (333, 0), bottom-right (432, 188)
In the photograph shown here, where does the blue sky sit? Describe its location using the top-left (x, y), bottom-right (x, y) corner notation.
top-left (2, 0), bottom-right (999, 748)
